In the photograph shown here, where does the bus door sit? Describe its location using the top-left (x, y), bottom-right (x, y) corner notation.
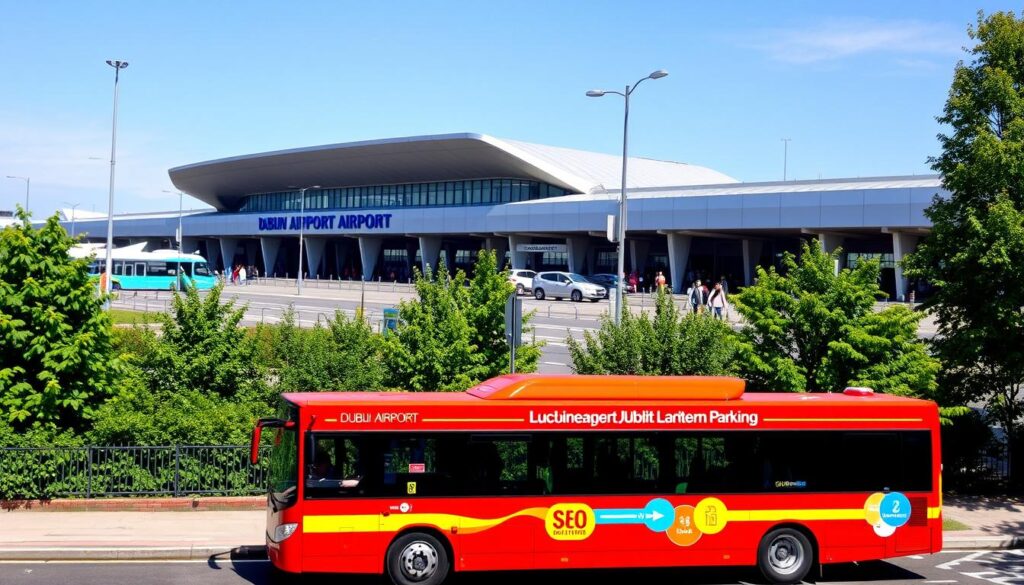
top-left (301, 434), bottom-right (385, 574)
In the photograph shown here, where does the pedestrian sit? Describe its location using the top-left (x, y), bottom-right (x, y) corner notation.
top-left (708, 282), bottom-right (728, 320)
top-left (655, 271), bottom-right (667, 292)
top-left (231, 265), bottom-right (239, 285)
top-left (689, 279), bottom-right (708, 314)
top-left (628, 271), bottom-right (638, 294)
top-left (719, 275), bottom-right (729, 296)
top-left (239, 265), bottom-right (247, 286)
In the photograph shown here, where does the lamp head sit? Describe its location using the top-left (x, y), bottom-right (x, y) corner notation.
top-left (586, 90), bottom-right (606, 97)
top-left (648, 69), bottom-right (668, 80)
top-left (106, 60), bottom-right (129, 69)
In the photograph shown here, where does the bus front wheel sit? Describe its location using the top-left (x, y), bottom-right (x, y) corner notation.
top-left (758, 527), bottom-right (813, 584)
top-left (386, 532), bottom-right (450, 585)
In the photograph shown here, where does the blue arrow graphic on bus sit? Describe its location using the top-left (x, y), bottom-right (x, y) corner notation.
top-left (594, 498), bottom-right (674, 532)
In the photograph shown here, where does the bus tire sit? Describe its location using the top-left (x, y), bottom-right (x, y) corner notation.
top-left (386, 531), bottom-right (450, 585)
top-left (758, 527), bottom-right (813, 584)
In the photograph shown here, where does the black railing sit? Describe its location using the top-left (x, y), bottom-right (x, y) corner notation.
top-left (944, 441), bottom-right (1012, 492)
top-left (0, 445), bottom-right (270, 499)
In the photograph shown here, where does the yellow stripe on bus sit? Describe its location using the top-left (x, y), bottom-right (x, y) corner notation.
top-left (303, 506), bottom-right (942, 535)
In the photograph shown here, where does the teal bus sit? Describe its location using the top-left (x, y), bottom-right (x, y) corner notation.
top-left (73, 243), bottom-right (218, 291)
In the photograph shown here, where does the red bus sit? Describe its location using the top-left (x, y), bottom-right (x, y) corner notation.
top-left (250, 375), bottom-right (942, 585)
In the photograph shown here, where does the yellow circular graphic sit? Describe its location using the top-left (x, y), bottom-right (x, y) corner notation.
top-left (693, 497), bottom-right (728, 535)
top-left (544, 503), bottom-right (596, 541)
top-left (864, 492), bottom-right (885, 526)
top-left (667, 505), bottom-right (702, 547)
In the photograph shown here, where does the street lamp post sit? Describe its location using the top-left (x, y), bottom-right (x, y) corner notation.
top-left (5, 176), bottom-right (30, 212)
top-left (782, 138), bottom-right (792, 181)
top-left (62, 202), bottom-right (81, 238)
top-left (163, 189), bottom-right (184, 291)
top-left (587, 69), bottom-right (668, 324)
top-left (103, 59), bottom-right (128, 307)
top-left (292, 185), bottom-right (320, 295)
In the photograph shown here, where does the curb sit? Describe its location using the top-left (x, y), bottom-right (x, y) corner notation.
top-left (943, 535), bottom-right (1024, 550)
top-left (0, 545), bottom-right (268, 561)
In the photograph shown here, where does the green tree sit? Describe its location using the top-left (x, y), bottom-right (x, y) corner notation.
top-left (464, 249), bottom-right (541, 377)
top-left (382, 260), bottom-right (488, 390)
top-left (148, 282), bottom-right (266, 402)
top-left (266, 307), bottom-right (386, 392)
top-left (568, 290), bottom-right (737, 375)
top-left (904, 11), bottom-right (1024, 475)
top-left (0, 208), bottom-right (119, 430)
top-left (734, 240), bottom-right (938, 396)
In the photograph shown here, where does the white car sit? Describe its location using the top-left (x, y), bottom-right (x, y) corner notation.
top-left (532, 271), bottom-right (607, 302)
top-left (508, 269), bottom-right (536, 295)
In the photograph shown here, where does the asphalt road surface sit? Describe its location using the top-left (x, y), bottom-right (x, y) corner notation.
top-left (0, 550), bottom-right (1020, 585)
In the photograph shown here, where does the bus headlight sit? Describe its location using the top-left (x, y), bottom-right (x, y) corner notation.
top-left (274, 523), bottom-right (298, 542)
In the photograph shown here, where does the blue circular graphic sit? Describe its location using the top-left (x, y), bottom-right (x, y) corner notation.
top-left (644, 498), bottom-right (676, 532)
top-left (879, 492), bottom-right (911, 528)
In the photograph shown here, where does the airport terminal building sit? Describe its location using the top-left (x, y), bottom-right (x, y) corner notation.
top-left (61, 133), bottom-right (942, 300)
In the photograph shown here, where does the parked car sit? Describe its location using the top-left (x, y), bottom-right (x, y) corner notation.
top-left (589, 273), bottom-right (619, 291)
top-left (531, 272), bottom-right (607, 302)
top-left (508, 269), bottom-right (536, 295)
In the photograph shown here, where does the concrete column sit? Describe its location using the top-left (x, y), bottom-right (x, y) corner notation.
top-left (418, 236), bottom-right (442, 274)
top-left (304, 237), bottom-right (327, 279)
top-left (892, 232), bottom-right (919, 302)
top-left (742, 239), bottom-right (764, 286)
top-left (260, 237), bottom-right (281, 277)
top-left (219, 238), bottom-right (239, 273)
top-left (818, 233), bottom-right (844, 275)
top-left (485, 237), bottom-right (509, 269)
top-left (508, 235), bottom-right (532, 270)
top-left (666, 233), bottom-right (692, 294)
top-left (567, 237), bottom-right (589, 274)
top-left (630, 239), bottom-right (651, 274)
top-left (358, 237), bottom-right (383, 281)
top-left (405, 240), bottom-right (417, 277)
top-left (180, 237), bottom-right (200, 256)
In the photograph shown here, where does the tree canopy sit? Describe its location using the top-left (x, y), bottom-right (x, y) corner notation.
top-left (904, 10), bottom-right (1024, 465)
top-left (734, 240), bottom-right (938, 396)
top-left (0, 209), bottom-right (120, 430)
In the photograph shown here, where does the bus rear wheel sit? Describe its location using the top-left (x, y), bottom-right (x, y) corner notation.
top-left (386, 532), bottom-right (449, 585)
top-left (758, 527), bottom-right (813, 584)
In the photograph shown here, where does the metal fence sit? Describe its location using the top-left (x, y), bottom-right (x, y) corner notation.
top-left (944, 441), bottom-right (1013, 492)
top-left (0, 445), bottom-right (270, 499)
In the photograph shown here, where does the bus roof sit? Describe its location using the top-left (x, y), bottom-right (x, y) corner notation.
top-left (70, 243), bottom-right (209, 263)
top-left (282, 375), bottom-right (934, 408)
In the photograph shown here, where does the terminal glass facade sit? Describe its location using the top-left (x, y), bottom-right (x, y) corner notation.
top-left (238, 179), bottom-right (574, 213)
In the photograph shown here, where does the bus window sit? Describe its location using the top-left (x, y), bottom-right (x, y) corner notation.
top-left (178, 262), bottom-right (194, 277)
top-left (124, 264), bottom-right (134, 277)
top-left (193, 262), bottom-right (211, 277)
top-left (135, 263), bottom-right (146, 276)
top-left (147, 262), bottom-right (170, 277)
top-left (113, 263), bottom-right (124, 276)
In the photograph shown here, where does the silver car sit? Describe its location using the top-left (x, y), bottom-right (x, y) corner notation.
top-left (508, 269), bottom-right (536, 295)
top-left (531, 272), bottom-right (607, 302)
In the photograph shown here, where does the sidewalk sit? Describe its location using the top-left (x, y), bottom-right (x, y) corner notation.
top-left (0, 496), bottom-right (1019, 561)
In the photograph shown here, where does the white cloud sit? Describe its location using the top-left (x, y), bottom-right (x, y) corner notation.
top-left (747, 20), bottom-right (964, 64)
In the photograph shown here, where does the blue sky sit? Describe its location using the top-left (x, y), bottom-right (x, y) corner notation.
top-left (0, 1), bottom-right (1017, 216)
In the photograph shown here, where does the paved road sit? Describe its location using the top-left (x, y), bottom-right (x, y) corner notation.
top-left (1, 550), bottom-right (1020, 585)
top-left (110, 280), bottom-right (939, 375)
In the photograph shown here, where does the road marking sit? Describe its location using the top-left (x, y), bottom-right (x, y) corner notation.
top-left (937, 551), bottom-right (988, 570)
top-left (542, 361), bottom-right (569, 367)
top-left (925, 580), bottom-right (959, 583)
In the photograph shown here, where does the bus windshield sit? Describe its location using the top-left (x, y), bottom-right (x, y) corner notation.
top-left (193, 262), bottom-right (211, 277)
top-left (267, 402), bottom-right (298, 510)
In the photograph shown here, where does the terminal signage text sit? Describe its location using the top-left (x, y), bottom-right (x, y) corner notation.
top-left (258, 213), bottom-right (393, 232)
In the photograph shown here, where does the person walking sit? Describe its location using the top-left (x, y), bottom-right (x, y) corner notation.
top-left (239, 265), bottom-right (247, 286)
top-left (689, 279), bottom-right (708, 314)
top-left (655, 271), bottom-right (667, 292)
top-left (708, 282), bottom-right (728, 320)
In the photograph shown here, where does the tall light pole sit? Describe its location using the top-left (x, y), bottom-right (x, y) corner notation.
top-left (5, 176), bottom-right (29, 212)
top-left (62, 202), bottom-right (81, 238)
top-left (103, 59), bottom-right (128, 307)
top-left (289, 185), bottom-right (320, 295)
top-left (782, 138), bottom-right (792, 181)
top-left (163, 189), bottom-right (184, 291)
top-left (587, 69), bottom-right (668, 324)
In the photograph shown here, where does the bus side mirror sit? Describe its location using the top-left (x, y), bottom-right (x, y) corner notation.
top-left (250, 425), bottom-right (263, 465)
